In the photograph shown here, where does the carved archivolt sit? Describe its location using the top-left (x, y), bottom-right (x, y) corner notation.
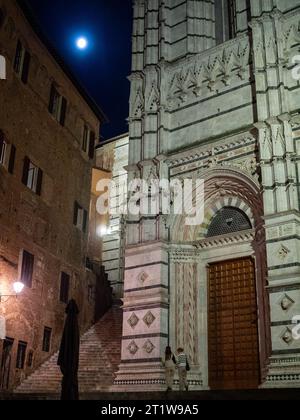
top-left (170, 168), bottom-right (263, 243)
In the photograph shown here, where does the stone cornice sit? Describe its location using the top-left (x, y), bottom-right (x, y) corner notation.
top-left (195, 230), bottom-right (255, 250)
top-left (166, 136), bottom-right (256, 167)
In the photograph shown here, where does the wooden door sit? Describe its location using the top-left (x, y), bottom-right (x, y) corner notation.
top-left (208, 257), bottom-right (260, 390)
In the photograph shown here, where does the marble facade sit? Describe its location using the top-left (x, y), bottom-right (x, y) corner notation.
top-left (114, 0), bottom-right (300, 390)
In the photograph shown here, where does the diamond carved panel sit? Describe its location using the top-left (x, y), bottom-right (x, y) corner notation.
top-left (277, 245), bottom-right (291, 261)
top-left (143, 340), bottom-right (155, 354)
top-left (128, 313), bottom-right (139, 329)
top-left (281, 328), bottom-right (294, 345)
top-left (279, 294), bottom-right (295, 312)
top-left (127, 341), bottom-right (139, 355)
top-left (143, 311), bottom-right (156, 328)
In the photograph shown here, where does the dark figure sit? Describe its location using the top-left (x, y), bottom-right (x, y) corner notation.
top-left (57, 299), bottom-right (80, 400)
top-left (162, 346), bottom-right (176, 391)
top-left (176, 347), bottom-right (189, 391)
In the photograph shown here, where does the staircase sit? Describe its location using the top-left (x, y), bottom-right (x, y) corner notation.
top-left (14, 305), bottom-right (122, 395)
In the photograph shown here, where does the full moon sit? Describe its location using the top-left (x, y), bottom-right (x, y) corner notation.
top-left (76, 37), bottom-right (88, 50)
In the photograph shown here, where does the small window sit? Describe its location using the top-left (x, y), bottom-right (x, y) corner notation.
top-left (42, 327), bottom-right (52, 353)
top-left (14, 40), bottom-right (31, 84)
top-left (16, 341), bottom-right (27, 369)
top-left (60, 272), bottom-right (70, 304)
top-left (73, 201), bottom-right (88, 232)
top-left (20, 250), bottom-right (34, 288)
top-left (82, 125), bottom-right (96, 159)
top-left (49, 84), bottom-right (67, 126)
top-left (0, 131), bottom-right (16, 173)
top-left (22, 157), bottom-right (43, 195)
top-left (82, 125), bottom-right (89, 153)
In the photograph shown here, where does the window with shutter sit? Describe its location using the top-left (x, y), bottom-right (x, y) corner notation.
top-left (14, 40), bottom-right (30, 84)
top-left (42, 328), bottom-right (52, 353)
top-left (49, 84), bottom-right (56, 114)
top-left (14, 40), bottom-right (23, 74)
top-left (36, 168), bottom-right (43, 196)
top-left (60, 272), bottom-right (70, 303)
top-left (82, 125), bottom-right (89, 152)
top-left (74, 201), bottom-right (88, 232)
top-left (49, 84), bottom-right (68, 125)
top-left (8, 145), bottom-right (16, 174)
top-left (21, 51), bottom-right (31, 84)
top-left (22, 156), bottom-right (30, 185)
top-left (0, 137), bottom-right (6, 166)
top-left (88, 131), bottom-right (96, 159)
top-left (83, 209), bottom-right (88, 232)
top-left (20, 250), bottom-right (34, 288)
top-left (16, 341), bottom-right (27, 369)
top-left (22, 157), bottom-right (43, 195)
top-left (0, 131), bottom-right (16, 174)
top-left (60, 97), bottom-right (67, 126)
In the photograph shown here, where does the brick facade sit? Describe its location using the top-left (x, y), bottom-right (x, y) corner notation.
top-left (0, 0), bottom-right (104, 389)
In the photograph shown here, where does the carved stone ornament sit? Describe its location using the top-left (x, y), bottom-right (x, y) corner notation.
top-left (280, 294), bottom-right (294, 312)
top-left (128, 313), bottom-right (139, 329)
top-left (127, 341), bottom-right (139, 355)
top-left (277, 245), bottom-right (291, 261)
top-left (281, 328), bottom-right (293, 345)
top-left (143, 340), bottom-right (155, 354)
top-left (143, 311), bottom-right (156, 328)
top-left (138, 271), bottom-right (149, 284)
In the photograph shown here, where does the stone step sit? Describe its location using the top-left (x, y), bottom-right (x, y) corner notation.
top-left (14, 305), bottom-right (122, 394)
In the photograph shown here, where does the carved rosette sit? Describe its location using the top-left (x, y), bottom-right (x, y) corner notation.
top-left (127, 341), bottom-right (139, 355)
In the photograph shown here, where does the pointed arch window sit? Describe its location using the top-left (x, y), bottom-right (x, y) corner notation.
top-left (206, 206), bottom-right (252, 237)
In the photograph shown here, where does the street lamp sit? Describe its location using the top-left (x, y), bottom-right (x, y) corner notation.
top-left (0, 282), bottom-right (24, 303)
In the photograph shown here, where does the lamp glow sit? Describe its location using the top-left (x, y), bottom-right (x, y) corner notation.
top-left (76, 37), bottom-right (88, 50)
top-left (96, 226), bottom-right (112, 237)
top-left (13, 282), bottom-right (24, 295)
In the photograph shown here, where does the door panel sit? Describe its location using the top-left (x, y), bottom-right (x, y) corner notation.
top-left (208, 257), bottom-right (260, 390)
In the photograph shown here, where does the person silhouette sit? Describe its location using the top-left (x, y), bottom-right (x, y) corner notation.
top-left (162, 346), bottom-right (176, 391)
top-left (176, 347), bottom-right (189, 391)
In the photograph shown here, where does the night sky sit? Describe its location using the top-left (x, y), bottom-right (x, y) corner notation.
top-left (26, 0), bottom-right (133, 140)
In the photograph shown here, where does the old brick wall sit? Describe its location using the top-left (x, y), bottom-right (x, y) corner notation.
top-left (0, 0), bottom-right (102, 389)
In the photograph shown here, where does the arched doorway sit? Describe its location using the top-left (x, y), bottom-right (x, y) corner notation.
top-left (169, 169), bottom-right (270, 390)
top-left (206, 207), bottom-right (260, 389)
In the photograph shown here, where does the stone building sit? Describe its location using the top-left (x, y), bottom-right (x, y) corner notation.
top-left (95, 134), bottom-right (129, 299)
top-left (114, 0), bottom-right (300, 391)
top-left (0, 0), bottom-right (106, 390)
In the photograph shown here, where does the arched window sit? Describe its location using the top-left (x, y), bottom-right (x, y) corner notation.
top-left (215, 0), bottom-right (237, 45)
top-left (206, 206), bottom-right (252, 237)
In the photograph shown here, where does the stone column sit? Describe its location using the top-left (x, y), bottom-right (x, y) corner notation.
top-left (113, 242), bottom-right (169, 390)
top-left (169, 248), bottom-right (204, 390)
top-left (251, 6), bottom-right (300, 387)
